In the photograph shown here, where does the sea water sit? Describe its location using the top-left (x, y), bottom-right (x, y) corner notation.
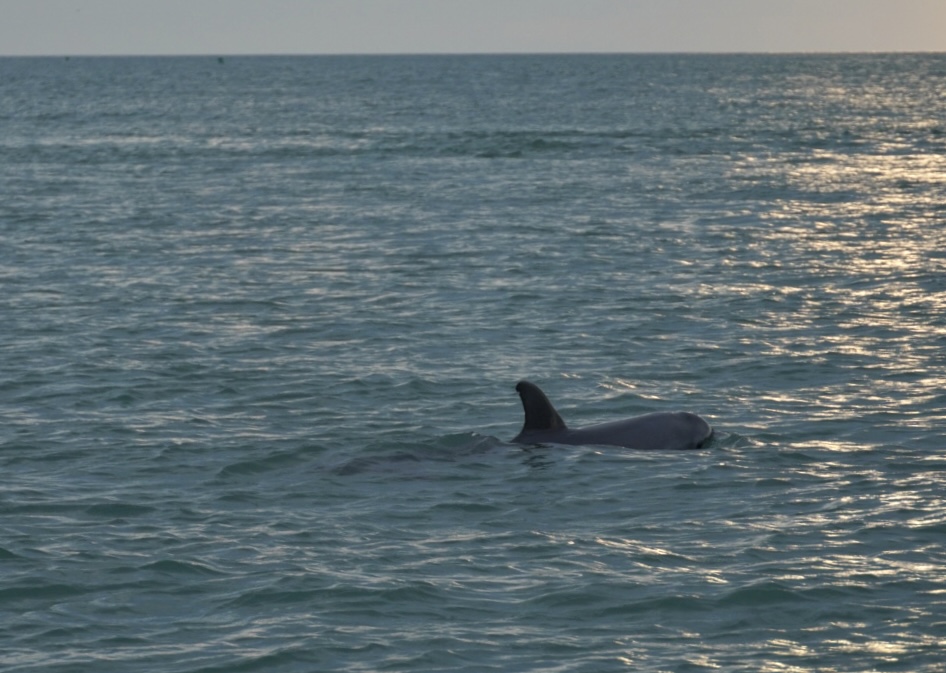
top-left (2, 53), bottom-right (946, 672)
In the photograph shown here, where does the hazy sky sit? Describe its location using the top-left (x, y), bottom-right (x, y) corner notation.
top-left (2, 0), bottom-right (944, 56)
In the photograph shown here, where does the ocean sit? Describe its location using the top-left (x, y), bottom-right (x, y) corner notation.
top-left (2, 53), bottom-right (945, 672)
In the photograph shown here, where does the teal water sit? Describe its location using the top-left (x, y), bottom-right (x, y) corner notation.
top-left (2, 54), bottom-right (946, 672)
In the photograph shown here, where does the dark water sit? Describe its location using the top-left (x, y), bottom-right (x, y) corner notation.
top-left (2, 53), bottom-right (946, 672)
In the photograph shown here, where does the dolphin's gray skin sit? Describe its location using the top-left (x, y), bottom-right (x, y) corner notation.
top-left (511, 380), bottom-right (713, 450)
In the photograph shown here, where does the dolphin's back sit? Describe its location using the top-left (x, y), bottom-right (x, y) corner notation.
top-left (512, 380), bottom-right (712, 451)
top-left (566, 412), bottom-right (713, 451)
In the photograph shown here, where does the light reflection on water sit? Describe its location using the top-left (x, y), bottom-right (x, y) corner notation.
top-left (711, 116), bottom-right (946, 445)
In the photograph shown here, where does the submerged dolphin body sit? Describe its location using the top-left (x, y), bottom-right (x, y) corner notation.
top-left (511, 380), bottom-right (713, 451)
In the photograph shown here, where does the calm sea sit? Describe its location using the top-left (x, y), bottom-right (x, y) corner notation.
top-left (2, 53), bottom-right (946, 672)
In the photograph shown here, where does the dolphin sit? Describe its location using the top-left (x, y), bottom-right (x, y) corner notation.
top-left (511, 380), bottom-right (713, 450)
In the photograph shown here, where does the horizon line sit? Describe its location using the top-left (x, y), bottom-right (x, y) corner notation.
top-left (3, 49), bottom-right (945, 59)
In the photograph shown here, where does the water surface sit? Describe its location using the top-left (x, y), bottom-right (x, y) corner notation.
top-left (2, 53), bottom-right (946, 672)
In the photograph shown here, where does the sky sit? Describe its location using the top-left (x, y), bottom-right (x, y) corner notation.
top-left (2, 0), bottom-right (945, 56)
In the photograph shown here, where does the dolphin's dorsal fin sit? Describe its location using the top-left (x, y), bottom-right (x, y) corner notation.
top-left (516, 380), bottom-right (568, 432)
